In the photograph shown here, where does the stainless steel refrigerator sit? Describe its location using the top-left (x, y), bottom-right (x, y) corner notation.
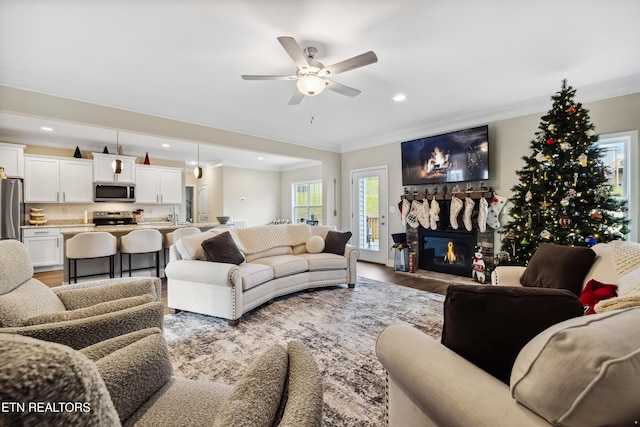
top-left (0, 178), bottom-right (24, 240)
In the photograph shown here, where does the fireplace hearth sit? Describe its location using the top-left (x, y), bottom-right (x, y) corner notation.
top-left (418, 228), bottom-right (477, 277)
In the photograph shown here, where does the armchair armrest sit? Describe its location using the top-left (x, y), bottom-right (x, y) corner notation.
top-left (344, 244), bottom-right (359, 286)
top-left (1, 301), bottom-right (164, 350)
top-left (53, 277), bottom-right (162, 309)
top-left (491, 266), bottom-right (526, 287)
top-left (376, 324), bottom-right (549, 427)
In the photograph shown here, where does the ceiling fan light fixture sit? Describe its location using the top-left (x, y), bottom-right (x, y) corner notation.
top-left (297, 74), bottom-right (326, 96)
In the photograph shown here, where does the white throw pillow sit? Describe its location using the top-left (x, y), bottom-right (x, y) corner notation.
top-left (510, 307), bottom-right (640, 427)
top-left (305, 236), bottom-right (325, 254)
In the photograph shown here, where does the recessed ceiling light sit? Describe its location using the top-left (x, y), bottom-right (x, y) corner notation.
top-left (161, 143), bottom-right (171, 148)
top-left (40, 126), bottom-right (54, 131)
top-left (393, 94), bottom-right (406, 102)
top-left (258, 157), bottom-right (264, 160)
top-left (189, 160), bottom-right (197, 166)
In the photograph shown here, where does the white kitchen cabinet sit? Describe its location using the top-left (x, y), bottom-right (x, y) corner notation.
top-left (23, 227), bottom-right (63, 268)
top-left (135, 165), bottom-right (183, 204)
top-left (24, 156), bottom-right (93, 203)
top-left (92, 152), bottom-right (136, 183)
top-left (0, 143), bottom-right (25, 178)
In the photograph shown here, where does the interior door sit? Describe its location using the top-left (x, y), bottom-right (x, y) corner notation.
top-left (197, 184), bottom-right (209, 222)
top-left (351, 166), bottom-right (388, 264)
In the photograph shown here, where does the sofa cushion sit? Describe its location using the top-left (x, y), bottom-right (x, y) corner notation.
top-left (232, 224), bottom-right (311, 255)
top-left (305, 236), bottom-right (325, 254)
top-left (201, 232), bottom-right (245, 265)
top-left (238, 263), bottom-right (275, 291)
top-left (251, 255), bottom-right (309, 279)
top-left (298, 253), bottom-right (347, 271)
top-left (511, 306), bottom-right (640, 427)
top-left (441, 284), bottom-right (584, 384)
top-left (213, 344), bottom-right (288, 427)
top-left (0, 278), bottom-right (66, 327)
top-left (520, 243), bottom-right (596, 295)
top-left (323, 230), bottom-right (352, 256)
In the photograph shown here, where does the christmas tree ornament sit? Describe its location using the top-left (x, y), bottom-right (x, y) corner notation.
top-left (463, 197), bottom-right (475, 231)
top-left (578, 153), bottom-right (588, 167)
top-left (520, 237), bottom-right (529, 245)
top-left (586, 129), bottom-right (595, 137)
top-left (566, 188), bottom-right (577, 198)
top-left (573, 172), bottom-right (578, 186)
top-left (586, 236), bottom-right (597, 246)
top-left (477, 197), bottom-right (488, 233)
top-left (548, 124), bottom-right (555, 131)
top-left (591, 210), bottom-right (603, 220)
top-left (525, 191), bottom-right (532, 202)
top-left (560, 198), bottom-right (569, 207)
top-left (540, 197), bottom-right (550, 210)
top-left (620, 225), bottom-right (630, 235)
top-left (449, 196), bottom-right (463, 229)
top-left (558, 212), bottom-right (571, 228)
top-left (559, 142), bottom-right (571, 151)
top-left (545, 138), bottom-right (555, 145)
top-left (540, 230), bottom-right (551, 240)
top-left (566, 106), bottom-right (576, 113)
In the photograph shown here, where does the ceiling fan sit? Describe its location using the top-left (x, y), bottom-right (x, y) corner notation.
top-left (241, 36), bottom-right (378, 105)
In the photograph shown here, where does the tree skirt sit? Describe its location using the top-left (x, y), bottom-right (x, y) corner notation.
top-left (164, 277), bottom-right (445, 426)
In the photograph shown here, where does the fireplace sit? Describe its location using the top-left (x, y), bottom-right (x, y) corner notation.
top-left (418, 228), bottom-right (477, 277)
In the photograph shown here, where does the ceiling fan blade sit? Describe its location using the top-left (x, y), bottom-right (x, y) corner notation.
top-left (326, 80), bottom-right (361, 97)
top-left (323, 51), bottom-right (378, 76)
top-left (277, 36), bottom-right (310, 69)
top-left (241, 75), bottom-right (297, 80)
top-left (288, 89), bottom-right (305, 106)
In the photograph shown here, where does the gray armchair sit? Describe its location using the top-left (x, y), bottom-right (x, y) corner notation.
top-left (0, 239), bottom-right (163, 349)
top-left (0, 329), bottom-right (323, 426)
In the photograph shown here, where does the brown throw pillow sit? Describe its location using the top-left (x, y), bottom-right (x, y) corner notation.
top-left (519, 243), bottom-right (596, 296)
top-left (323, 231), bottom-right (352, 255)
top-left (441, 284), bottom-right (584, 384)
top-left (201, 232), bottom-right (244, 265)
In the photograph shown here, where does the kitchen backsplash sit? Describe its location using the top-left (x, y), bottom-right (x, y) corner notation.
top-left (24, 203), bottom-right (180, 224)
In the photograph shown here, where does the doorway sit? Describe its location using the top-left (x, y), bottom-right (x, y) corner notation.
top-left (351, 166), bottom-right (388, 264)
top-left (185, 186), bottom-right (194, 222)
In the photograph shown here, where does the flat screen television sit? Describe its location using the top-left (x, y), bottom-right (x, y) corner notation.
top-left (401, 125), bottom-right (489, 185)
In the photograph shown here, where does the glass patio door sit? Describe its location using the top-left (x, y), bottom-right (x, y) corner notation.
top-left (351, 166), bottom-right (388, 264)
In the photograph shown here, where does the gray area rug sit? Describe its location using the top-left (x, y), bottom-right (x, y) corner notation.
top-left (163, 277), bottom-right (445, 426)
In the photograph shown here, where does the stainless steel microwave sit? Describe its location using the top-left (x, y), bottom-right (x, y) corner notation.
top-left (94, 183), bottom-right (135, 202)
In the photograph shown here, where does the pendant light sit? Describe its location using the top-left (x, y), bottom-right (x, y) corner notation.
top-left (112, 131), bottom-right (123, 174)
top-left (194, 144), bottom-right (203, 179)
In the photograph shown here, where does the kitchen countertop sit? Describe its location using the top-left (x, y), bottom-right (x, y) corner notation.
top-left (23, 222), bottom-right (222, 234)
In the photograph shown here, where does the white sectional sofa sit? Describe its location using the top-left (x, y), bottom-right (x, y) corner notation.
top-left (165, 224), bottom-right (359, 325)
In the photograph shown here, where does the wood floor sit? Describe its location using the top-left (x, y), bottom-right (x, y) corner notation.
top-left (34, 261), bottom-right (458, 315)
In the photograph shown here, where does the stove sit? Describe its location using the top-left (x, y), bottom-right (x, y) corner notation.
top-left (92, 211), bottom-right (136, 226)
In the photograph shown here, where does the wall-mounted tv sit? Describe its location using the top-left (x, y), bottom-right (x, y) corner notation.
top-left (401, 125), bottom-right (489, 185)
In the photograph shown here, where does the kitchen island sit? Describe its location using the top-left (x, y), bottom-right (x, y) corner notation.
top-left (58, 222), bottom-right (223, 284)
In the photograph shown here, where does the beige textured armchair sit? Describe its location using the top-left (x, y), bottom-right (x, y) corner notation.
top-left (0, 328), bottom-right (323, 426)
top-left (0, 239), bottom-right (163, 349)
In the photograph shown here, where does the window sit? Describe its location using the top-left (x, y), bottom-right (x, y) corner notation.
top-left (596, 131), bottom-right (638, 242)
top-left (293, 181), bottom-right (322, 225)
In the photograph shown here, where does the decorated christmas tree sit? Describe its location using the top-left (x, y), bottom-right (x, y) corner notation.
top-left (500, 80), bottom-right (629, 265)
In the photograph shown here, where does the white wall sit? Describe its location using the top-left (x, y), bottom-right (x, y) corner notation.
top-left (221, 166), bottom-right (280, 227)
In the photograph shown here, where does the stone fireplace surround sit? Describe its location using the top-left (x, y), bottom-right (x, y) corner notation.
top-left (402, 191), bottom-right (495, 279)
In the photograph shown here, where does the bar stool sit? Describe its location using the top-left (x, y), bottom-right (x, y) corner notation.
top-left (120, 229), bottom-right (163, 277)
top-left (164, 227), bottom-right (201, 265)
top-left (66, 232), bottom-right (117, 283)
